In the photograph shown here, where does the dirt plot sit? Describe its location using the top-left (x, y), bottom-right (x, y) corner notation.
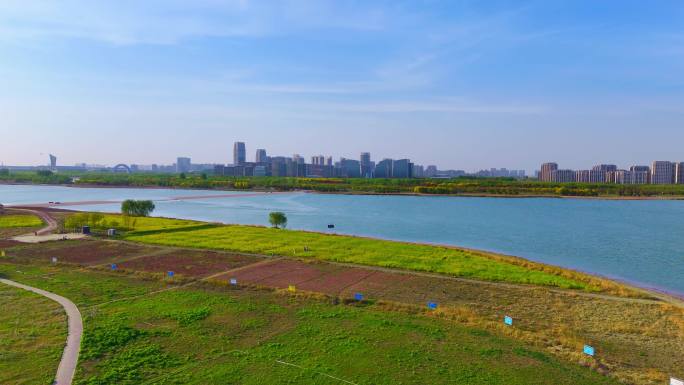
top-left (0, 228), bottom-right (37, 239)
top-left (118, 250), bottom-right (262, 278)
top-left (8, 239), bottom-right (155, 265)
top-left (216, 259), bottom-right (407, 295)
top-left (0, 240), bottom-right (22, 249)
top-left (297, 267), bottom-right (375, 294)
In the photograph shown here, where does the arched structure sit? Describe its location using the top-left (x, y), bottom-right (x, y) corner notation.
top-left (113, 164), bottom-right (131, 173)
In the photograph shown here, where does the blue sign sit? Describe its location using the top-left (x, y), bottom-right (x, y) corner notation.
top-left (167, 271), bottom-right (174, 277)
top-left (354, 293), bottom-right (363, 301)
top-left (583, 345), bottom-right (595, 356)
top-left (111, 263), bottom-right (117, 270)
top-left (427, 302), bottom-right (438, 310)
top-left (230, 278), bottom-right (237, 285)
top-left (504, 316), bottom-right (513, 326)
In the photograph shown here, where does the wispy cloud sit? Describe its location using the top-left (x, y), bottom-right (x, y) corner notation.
top-left (0, 0), bottom-right (391, 45)
top-left (305, 99), bottom-right (548, 115)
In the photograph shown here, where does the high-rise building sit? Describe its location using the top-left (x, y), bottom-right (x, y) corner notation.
top-left (269, 156), bottom-right (288, 177)
top-left (49, 154), bottom-right (57, 170)
top-left (425, 165), bottom-right (438, 177)
top-left (255, 149), bottom-right (268, 163)
top-left (592, 164), bottom-right (617, 172)
top-left (627, 165), bottom-right (650, 184)
top-left (551, 169), bottom-right (575, 183)
top-left (676, 162), bottom-right (684, 184)
top-left (651, 161), bottom-right (675, 184)
top-left (253, 165), bottom-right (267, 177)
top-left (412, 164), bottom-right (425, 178)
top-left (311, 155), bottom-right (326, 165)
top-left (613, 170), bottom-right (630, 184)
top-left (176, 157), bottom-right (191, 173)
top-left (630, 165), bottom-right (650, 173)
top-left (540, 163), bottom-right (558, 182)
top-left (374, 159), bottom-right (393, 178)
top-left (233, 142), bottom-right (246, 165)
top-left (325, 156), bottom-right (333, 166)
top-left (306, 164), bottom-right (333, 178)
top-left (575, 170), bottom-right (590, 183)
top-left (360, 152), bottom-right (372, 178)
top-left (337, 158), bottom-right (361, 178)
top-left (591, 164), bottom-right (616, 183)
top-left (392, 159), bottom-right (413, 178)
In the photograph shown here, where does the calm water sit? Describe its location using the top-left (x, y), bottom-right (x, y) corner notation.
top-left (2, 184), bottom-right (683, 296)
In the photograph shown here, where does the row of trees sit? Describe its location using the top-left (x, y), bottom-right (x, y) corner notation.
top-left (73, 173), bottom-right (684, 197)
top-left (0, 170), bottom-right (72, 184)
top-left (5, 169), bottom-right (684, 197)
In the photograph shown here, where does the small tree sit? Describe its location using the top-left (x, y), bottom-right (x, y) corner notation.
top-left (121, 200), bottom-right (155, 217)
top-left (269, 212), bottom-right (287, 229)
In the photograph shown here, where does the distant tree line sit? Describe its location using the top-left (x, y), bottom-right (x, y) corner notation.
top-left (3, 170), bottom-right (684, 197)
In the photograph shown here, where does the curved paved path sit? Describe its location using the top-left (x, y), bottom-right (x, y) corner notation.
top-left (0, 278), bottom-right (82, 385)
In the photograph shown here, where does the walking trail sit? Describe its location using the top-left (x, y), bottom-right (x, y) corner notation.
top-left (2, 207), bottom-right (83, 384)
top-left (10, 208), bottom-right (86, 243)
top-left (0, 278), bottom-right (82, 385)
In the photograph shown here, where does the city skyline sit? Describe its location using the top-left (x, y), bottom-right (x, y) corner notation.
top-left (9, 141), bottom-right (684, 184)
top-left (2, 1), bottom-right (684, 171)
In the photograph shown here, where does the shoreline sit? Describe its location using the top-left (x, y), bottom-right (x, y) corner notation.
top-left (3, 181), bottom-right (684, 201)
top-left (17, 205), bottom-right (683, 304)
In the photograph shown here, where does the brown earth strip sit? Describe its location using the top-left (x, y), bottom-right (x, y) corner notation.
top-left (7, 240), bottom-right (156, 265)
top-left (117, 250), bottom-right (262, 278)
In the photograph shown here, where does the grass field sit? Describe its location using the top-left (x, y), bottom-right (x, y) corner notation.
top-left (0, 283), bottom-right (66, 385)
top-left (118, 220), bottom-right (640, 296)
top-left (0, 214), bottom-right (43, 228)
top-left (0, 262), bottom-right (621, 385)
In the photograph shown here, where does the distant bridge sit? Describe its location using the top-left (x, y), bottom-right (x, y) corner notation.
top-left (113, 164), bottom-right (131, 173)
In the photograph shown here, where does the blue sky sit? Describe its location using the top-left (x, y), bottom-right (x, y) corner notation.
top-left (1, 0), bottom-right (683, 172)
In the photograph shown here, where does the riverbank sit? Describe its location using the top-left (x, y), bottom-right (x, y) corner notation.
top-left (26, 207), bottom-right (676, 301)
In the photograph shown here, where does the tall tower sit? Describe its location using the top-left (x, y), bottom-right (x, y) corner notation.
top-left (255, 149), bottom-right (267, 163)
top-left (360, 152), bottom-right (372, 178)
top-left (49, 154), bottom-right (57, 170)
top-left (540, 162), bottom-right (558, 182)
top-left (233, 142), bottom-right (246, 165)
top-left (651, 161), bottom-right (675, 184)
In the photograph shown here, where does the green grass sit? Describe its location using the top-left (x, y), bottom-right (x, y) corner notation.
top-left (0, 263), bottom-right (620, 385)
top-left (0, 283), bottom-right (66, 385)
top-left (124, 223), bottom-right (600, 291)
top-left (101, 215), bottom-right (200, 232)
top-left (0, 214), bottom-right (43, 228)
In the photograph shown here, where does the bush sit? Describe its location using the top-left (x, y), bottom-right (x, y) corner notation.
top-left (269, 212), bottom-right (287, 229)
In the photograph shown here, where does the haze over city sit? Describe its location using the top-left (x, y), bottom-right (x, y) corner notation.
top-left (2, 1), bottom-right (684, 172)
